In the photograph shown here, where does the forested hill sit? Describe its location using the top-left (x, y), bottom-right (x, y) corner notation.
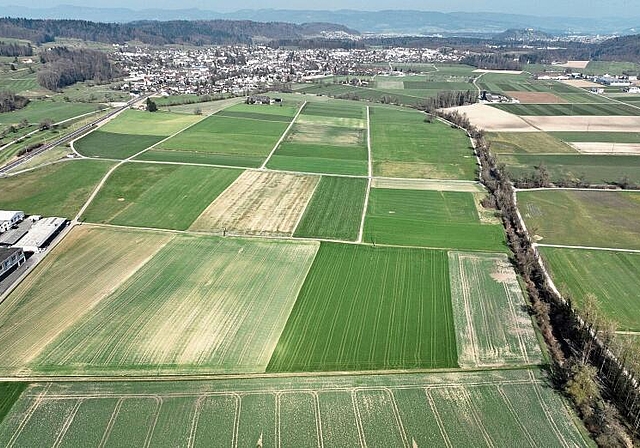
top-left (0, 17), bottom-right (359, 45)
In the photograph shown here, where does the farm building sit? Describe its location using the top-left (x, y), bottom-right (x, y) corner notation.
top-left (0, 220), bottom-right (32, 247)
top-left (0, 210), bottom-right (24, 233)
top-left (246, 95), bottom-right (272, 104)
top-left (14, 217), bottom-right (67, 253)
top-left (0, 247), bottom-right (25, 278)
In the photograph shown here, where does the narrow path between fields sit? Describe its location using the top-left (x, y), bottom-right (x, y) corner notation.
top-left (357, 106), bottom-right (372, 243)
top-left (74, 111), bottom-right (214, 222)
top-left (260, 101), bottom-right (307, 170)
top-left (534, 243), bottom-right (640, 254)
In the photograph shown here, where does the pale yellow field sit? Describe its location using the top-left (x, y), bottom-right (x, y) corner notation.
top-left (569, 142), bottom-right (640, 154)
top-left (295, 114), bottom-right (366, 129)
top-left (560, 79), bottom-right (601, 88)
top-left (524, 115), bottom-right (640, 132)
top-left (190, 170), bottom-right (319, 236)
top-left (442, 104), bottom-right (538, 132)
top-left (0, 225), bottom-right (172, 374)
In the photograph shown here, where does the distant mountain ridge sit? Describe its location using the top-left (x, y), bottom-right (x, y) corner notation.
top-left (1, 5), bottom-right (640, 35)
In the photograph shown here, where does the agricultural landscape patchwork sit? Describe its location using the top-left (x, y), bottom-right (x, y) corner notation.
top-left (4, 54), bottom-right (640, 445)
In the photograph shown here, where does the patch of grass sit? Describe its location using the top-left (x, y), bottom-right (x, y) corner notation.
top-left (0, 383), bottom-right (26, 424)
top-left (267, 243), bottom-right (458, 372)
top-left (364, 188), bottom-right (506, 251)
top-left (33, 235), bottom-right (319, 375)
top-left (158, 114), bottom-right (289, 157)
top-left (276, 142), bottom-right (366, 161)
top-left (136, 149), bottom-right (264, 167)
top-left (74, 131), bottom-right (164, 159)
top-left (100, 110), bottom-right (201, 136)
top-left (550, 131), bottom-right (640, 143)
top-left (267, 154), bottom-right (368, 176)
top-left (541, 247), bottom-right (640, 331)
top-left (82, 163), bottom-right (241, 230)
top-left (294, 176), bottom-right (367, 240)
top-left (491, 102), bottom-right (640, 116)
top-left (518, 189), bottom-right (640, 249)
top-left (301, 101), bottom-right (365, 119)
top-left (488, 132), bottom-right (576, 154)
top-left (0, 101), bottom-right (101, 126)
top-left (370, 106), bottom-right (476, 179)
top-left (0, 159), bottom-right (114, 217)
top-left (585, 61), bottom-right (640, 75)
top-left (500, 153), bottom-right (640, 185)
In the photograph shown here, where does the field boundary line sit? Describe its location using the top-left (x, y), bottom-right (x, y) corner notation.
top-left (497, 386), bottom-right (537, 446)
top-left (260, 100), bottom-right (307, 169)
top-left (516, 186), bottom-right (640, 193)
top-left (527, 370), bottom-right (569, 447)
top-left (312, 392), bottom-right (325, 448)
top-left (460, 387), bottom-right (495, 448)
top-left (143, 396), bottom-right (163, 448)
top-left (350, 390), bottom-right (367, 448)
top-left (383, 387), bottom-right (410, 448)
top-left (290, 175), bottom-right (322, 237)
top-left (187, 396), bottom-right (204, 448)
top-left (357, 106), bottom-right (372, 243)
top-left (535, 243), bottom-right (640, 254)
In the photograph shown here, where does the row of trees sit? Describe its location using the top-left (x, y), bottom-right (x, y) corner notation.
top-left (438, 109), bottom-right (637, 445)
top-left (0, 41), bottom-right (33, 57)
top-left (415, 90), bottom-right (477, 113)
top-left (37, 47), bottom-right (118, 91)
top-left (0, 91), bottom-right (29, 113)
top-left (462, 53), bottom-right (523, 71)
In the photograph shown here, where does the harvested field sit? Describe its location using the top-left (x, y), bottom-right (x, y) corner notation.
top-left (558, 60), bottom-right (590, 69)
top-left (293, 176), bottom-right (367, 241)
top-left (286, 122), bottom-right (364, 146)
top-left (267, 243), bottom-right (457, 372)
top-left (0, 371), bottom-right (589, 447)
top-left (569, 142), bottom-right (640, 154)
top-left (190, 170), bottom-right (319, 236)
top-left (523, 115), bottom-right (640, 132)
top-left (0, 226), bottom-right (172, 374)
top-left (441, 104), bottom-right (537, 132)
top-left (32, 235), bottom-right (318, 375)
top-left (541, 247), bottom-right (640, 332)
top-left (371, 178), bottom-right (485, 192)
top-left (449, 252), bottom-right (542, 367)
top-left (82, 163), bottom-right (241, 230)
top-left (518, 189), bottom-right (640, 249)
top-left (505, 91), bottom-right (567, 103)
top-left (295, 114), bottom-right (365, 129)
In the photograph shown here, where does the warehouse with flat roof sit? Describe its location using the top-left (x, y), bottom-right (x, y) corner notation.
top-left (14, 217), bottom-right (67, 253)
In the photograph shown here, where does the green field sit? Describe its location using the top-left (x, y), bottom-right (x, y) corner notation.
top-left (550, 131), bottom-right (640, 143)
top-left (0, 100), bottom-right (101, 126)
top-left (449, 252), bottom-right (543, 367)
top-left (0, 370), bottom-right (589, 447)
top-left (74, 130), bottom-right (164, 159)
top-left (585, 61), bottom-right (640, 75)
top-left (99, 110), bottom-right (201, 136)
top-left (491, 102), bottom-right (640, 116)
top-left (136, 148), bottom-right (265, 168)
top-left (518, 190), bottom-right (640, 249)
top-left (500, 153), bottom-right (640, 185)
top-left (370, 106), bottom-right (476, 179)
top-left (267, 243), bottom-right (457, 372)
top-left (28, 234), bottom-right (318, 375)
top-left (0, 226), bottom-right (172, 374)
top-left (268, 100), bottom-right (368, 175)
top-left (364, 188), bottom-right (506, 251)
top-left (153, 104), bottom-right (294, 166)
top-left (541, 247), bottom-right (640, 331)
top-left (82, 163), bottom-right (240, 230)
top-left (0, 160), bottom-right (113, 218)
top-left (0, 383), bottom-right (25, 425)
top-left (488, 132), bottom-right (577, 154)
top-left (74, 110), bottom-right (201, 159)
top-left (293, 176), bottom-right (367, 241)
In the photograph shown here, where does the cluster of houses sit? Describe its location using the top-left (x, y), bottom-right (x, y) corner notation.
top-left (535, 71), bottom-right (639, 92)
top-left (0, 210), bottom-right (67, 280)
top-left (112, 45), bottom-right (466, 97)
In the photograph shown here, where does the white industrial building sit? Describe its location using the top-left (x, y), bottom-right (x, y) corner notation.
top-left (0, 210), bottom-right (25, 233)
top-left (14, 217), bottom-right (67, 253)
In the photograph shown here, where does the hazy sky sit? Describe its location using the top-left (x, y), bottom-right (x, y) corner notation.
top-left (1, 0), bottom-right (639, 18)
